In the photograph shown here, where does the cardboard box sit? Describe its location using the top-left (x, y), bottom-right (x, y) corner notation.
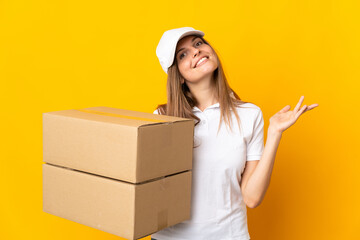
top-left (43, 163), bottom-right (192, 240)
top-left (43, 106), bottom-right (194, 183)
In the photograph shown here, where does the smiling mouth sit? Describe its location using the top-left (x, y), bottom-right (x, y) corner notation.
top-left (194, 57), bottom-right (209, 68)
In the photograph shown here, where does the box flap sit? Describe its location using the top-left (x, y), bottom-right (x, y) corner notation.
top-left (44, 106), bottom-right (191, 128)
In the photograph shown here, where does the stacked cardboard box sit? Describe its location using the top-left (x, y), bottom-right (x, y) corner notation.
top-left (42, 106), bottom-right (194, 240)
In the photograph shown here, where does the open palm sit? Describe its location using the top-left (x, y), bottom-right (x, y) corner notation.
top-left (269, 96), bottom-right (319, 133)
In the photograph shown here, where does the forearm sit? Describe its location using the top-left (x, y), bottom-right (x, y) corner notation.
top-left (243, 128), bottom-right (282, 208)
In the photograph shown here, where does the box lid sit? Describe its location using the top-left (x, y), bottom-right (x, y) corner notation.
top-left (44, 106), bottom-right (192, 128)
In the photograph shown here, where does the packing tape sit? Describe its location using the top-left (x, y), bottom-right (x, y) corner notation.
top-left (157, 209), bottom-right (168, 230)
top-left (76, 109), bottom-right (167, 123)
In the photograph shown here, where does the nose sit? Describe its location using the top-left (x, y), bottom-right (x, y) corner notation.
top-left (192, 48), bottom-right (200, 57)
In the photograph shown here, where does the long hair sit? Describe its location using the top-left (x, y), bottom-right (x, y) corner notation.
top-left (155, 36), bottom-right (252, 137)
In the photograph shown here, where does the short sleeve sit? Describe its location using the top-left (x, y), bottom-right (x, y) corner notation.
top-left (246, 108), bottom-right (264, 161)
top-left (153, 109), bottom-right (159, 115)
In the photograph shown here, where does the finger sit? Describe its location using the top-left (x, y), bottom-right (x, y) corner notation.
top-left (279, 105), bottom-right (291, 113)
top-left (295, 104), bottom-right (307, 119)
top-left (294, 96), bottom-right (305, 113)
top-left (306, 103), bottom-right (319, 111)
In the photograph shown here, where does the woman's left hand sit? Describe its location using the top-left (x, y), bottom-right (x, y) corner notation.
top-left (269, 96), bottom-right (319, 134)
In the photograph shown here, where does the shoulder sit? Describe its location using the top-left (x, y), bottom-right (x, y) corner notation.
top-left (233, 102), bottom-right (264, 128)
top-left (235, 102), bottom-right (262, 115)
top-left (237, 102), bottom-right (261, 110)
top-left (152, 104), bottom-right (167, 115)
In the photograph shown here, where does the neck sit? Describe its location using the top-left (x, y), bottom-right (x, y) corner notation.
top-left (185, 74), bottom-right (218, 111)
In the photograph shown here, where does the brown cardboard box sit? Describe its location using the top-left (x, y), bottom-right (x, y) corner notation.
top-left (43, 163), bottom-right (192, 240)
top-left (42, 106), bottom-right (194, 239)
top-left (43, 106), bottom-right (194, 183)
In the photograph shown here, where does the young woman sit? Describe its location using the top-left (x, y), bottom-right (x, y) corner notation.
top-left (151, 27), bottom-right (318, 240)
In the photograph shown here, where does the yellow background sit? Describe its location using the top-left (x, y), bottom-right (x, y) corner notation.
top-left (1, 0), bottom-right (359, 239)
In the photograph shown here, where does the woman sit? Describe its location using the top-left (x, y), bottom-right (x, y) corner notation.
top-left (151, 27), bottom-right (318, 240)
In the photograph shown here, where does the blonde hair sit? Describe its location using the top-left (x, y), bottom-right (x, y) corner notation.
top-left (155, 36), bottom-right (253, 137)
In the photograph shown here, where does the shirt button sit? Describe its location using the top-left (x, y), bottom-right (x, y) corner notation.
top-left (202, 120), bottom-right (207, 125)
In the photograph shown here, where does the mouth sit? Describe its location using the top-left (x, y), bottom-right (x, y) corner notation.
top-left (193, 56), bottom-right (209, 68)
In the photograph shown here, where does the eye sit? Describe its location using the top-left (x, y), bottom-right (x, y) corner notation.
top-left (178, 41), bottom-right (203, 60)
top-left (179, 52), bottom-right (186, 59)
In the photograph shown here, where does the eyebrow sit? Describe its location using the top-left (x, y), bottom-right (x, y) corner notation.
top-left (175, 36), bottom-right (200, 57)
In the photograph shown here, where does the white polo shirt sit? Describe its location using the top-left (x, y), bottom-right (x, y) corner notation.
top-left (151, 102), bottom-right (264, 240)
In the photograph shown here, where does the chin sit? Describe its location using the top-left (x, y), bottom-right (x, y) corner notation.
top-left (199, 65), bottom-right (217, 74)
top-left (192, 71), bottom-right (215, 82)
top-left (197, 61), bottom-right (216, 70)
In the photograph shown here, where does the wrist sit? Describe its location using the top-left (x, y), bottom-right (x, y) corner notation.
top-left (268, 126), bottom-right (283, 137)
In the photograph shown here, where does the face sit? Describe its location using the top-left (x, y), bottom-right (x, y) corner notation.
top-left (175, 35), bottom-right (218, 84)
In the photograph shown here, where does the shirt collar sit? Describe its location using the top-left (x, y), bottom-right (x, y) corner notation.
top-left (192, 102), bottom-right (220, 113)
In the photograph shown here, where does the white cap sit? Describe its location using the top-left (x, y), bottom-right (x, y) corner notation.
top-left (156, 27), bottom-right (205, 74)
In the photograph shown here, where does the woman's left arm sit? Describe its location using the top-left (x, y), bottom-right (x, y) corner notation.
top-left (241, 96), bottom-right (319, 208)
